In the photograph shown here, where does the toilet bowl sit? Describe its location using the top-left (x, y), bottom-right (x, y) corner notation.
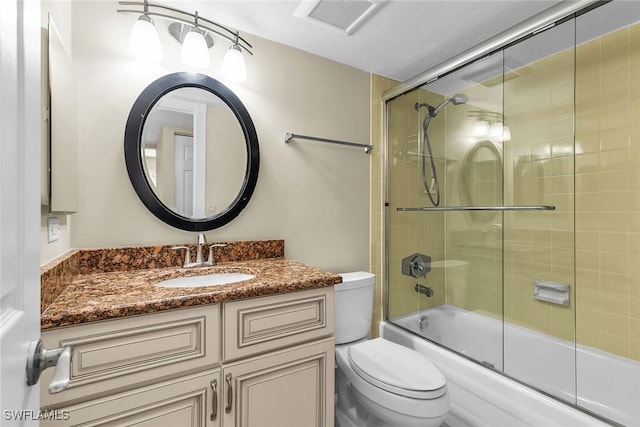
top-left (334, 272), bottom-right (449, 427)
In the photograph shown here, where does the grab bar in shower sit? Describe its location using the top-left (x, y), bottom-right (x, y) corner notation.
top-left (284, 132), bottom-right (373, 153)
top-left (396, 205), bottom-right (556, 212)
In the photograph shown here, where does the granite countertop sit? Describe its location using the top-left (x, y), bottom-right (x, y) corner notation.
top-left (41, 240), bottom-right (342, 330)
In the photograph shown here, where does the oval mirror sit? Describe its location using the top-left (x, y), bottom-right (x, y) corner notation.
top-left (125, 72), bottom-right (259, 231)
top-left (460, 140), bottom-right (502, 222)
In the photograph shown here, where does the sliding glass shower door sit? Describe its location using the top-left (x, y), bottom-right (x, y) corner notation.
top-left (385, 2), bottom-right (640, 424)
top-left (387, 51), bottom-right (506, 370)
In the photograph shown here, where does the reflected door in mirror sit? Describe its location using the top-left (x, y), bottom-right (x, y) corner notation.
top-left (140, 87), bottom-right (247, 220)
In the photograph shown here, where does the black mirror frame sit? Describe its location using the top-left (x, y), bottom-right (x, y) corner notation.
top-left (124, 72), bottom-right (259, 231)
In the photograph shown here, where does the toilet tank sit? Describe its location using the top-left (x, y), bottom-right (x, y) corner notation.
top-left (335, 272), bottom-right (375, 344)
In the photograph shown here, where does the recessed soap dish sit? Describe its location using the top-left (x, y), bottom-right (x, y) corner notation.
top-left (533, 279), bottom-right (570, 306)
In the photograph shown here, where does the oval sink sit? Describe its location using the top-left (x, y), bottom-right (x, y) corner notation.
top-left (155, 273), bottom-right (255, 288)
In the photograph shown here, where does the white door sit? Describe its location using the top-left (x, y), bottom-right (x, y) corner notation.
top-left (0, 0), bottom-right (42, 424)
top-left (174, 134), bottom-right (194, 217)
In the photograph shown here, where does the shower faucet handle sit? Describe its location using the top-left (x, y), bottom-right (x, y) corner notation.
top-left (401, 253), bottom-right (431, 278)
top-left (411, 259), bottom-right (429, 277)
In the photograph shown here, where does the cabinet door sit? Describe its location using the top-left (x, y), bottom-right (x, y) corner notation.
top-left (41, 304), bottom-right (220, 409)
top-left (222, 338), bottom-right (334, 427)
top-left (223, 287), bottom-right (333, 362)
top-left (42, 370), bottom-right (222, 427)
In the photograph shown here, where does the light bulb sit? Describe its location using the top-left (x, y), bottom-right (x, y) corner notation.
top-left (221, 44), bottom-right (247, 82)
top-left (472, 120), bottom-right (490, 138)
top-left (502, 125), bottom-right (511, 141)
top-left (489, 122), bottom-right (504, 140)
top-left (181, 29), bottom-right (210, 68)
top-left (129, 15), bottom-right (162, 60)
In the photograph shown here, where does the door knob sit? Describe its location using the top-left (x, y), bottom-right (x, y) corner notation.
top-left (26, 339), bottom-right (72, 394)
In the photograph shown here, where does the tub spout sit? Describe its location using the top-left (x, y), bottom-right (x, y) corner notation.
top-left (415, 284), bottom-right (434, 297)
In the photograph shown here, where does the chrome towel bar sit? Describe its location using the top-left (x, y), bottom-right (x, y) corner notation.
top-left (284, 132), bottom-right (373, 153)
top-left (397, 205), bottom-right (556, 212)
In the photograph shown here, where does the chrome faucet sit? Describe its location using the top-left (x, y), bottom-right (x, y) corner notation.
top-left (195, 233), bottom-right (207, 265)
top-left (172, 233), bottom-right (227, 268)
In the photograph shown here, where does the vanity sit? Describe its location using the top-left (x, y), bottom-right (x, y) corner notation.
top-left (39, 65), bottom-right (339, 425)
top-left (39, 240), bottom-right (340, 426)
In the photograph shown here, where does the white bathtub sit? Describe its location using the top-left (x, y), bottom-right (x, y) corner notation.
top-left (385, 305), bottom-right (640, 427)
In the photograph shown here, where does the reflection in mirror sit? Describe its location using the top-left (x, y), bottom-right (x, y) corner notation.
top-left (141, 88), bottom-right (246, 219)
top-left (461, 140), bottom-right (503, 222)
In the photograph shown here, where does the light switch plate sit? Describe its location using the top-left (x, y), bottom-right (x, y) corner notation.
top-left (47, 217), bottom-right (59, 243)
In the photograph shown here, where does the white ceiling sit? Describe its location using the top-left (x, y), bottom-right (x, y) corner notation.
top-left (166, 0), bottom-right (563, 82)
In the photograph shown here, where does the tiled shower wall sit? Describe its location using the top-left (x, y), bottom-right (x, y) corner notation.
top-left (501, 21), bottom-right (640, 360)
top-left (501, 44), bottom-right (577, 342)
top-left (574, 22), bottom-right (640, 360)
top-left (372, 21), bottom-right (640, 361)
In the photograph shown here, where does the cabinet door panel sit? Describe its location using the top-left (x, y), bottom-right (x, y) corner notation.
top-left (41, 305), bottom-right (220, 408)
top-left (224, 288), bottom-right (333, 361)
top-left (223, 338), bottom-right (334, 427)
top-left (42, 370), bottom-right (221, 427)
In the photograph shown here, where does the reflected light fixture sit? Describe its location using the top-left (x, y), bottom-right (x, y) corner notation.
top-left (489, 122), bottom-right (504, 140)
top-left (472, 120), bottom-right (490, 139)
top-left (469, 110), bottom-right (511, 142)
top-left (118, 0), bottom-right (253, 81)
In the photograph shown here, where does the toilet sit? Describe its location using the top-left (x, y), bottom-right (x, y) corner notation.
top-left (334, 272), bottom-right (449, 427)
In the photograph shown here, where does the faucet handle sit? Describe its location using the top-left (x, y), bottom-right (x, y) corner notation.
top-left (207, 244), bottom-right (227, 265)
top-left (171, 246), bottom-right (191, 268)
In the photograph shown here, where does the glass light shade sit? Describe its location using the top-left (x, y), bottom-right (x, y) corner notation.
top-left (181, 30), bottom-right (210, 68)
top-left (129, 15), bottom-right (162, 60)
top-left (489, 122), bottom-right (505, 140)
top-left (472, 120), bottom-right (490, 138)
top-left (221, 45), bottom-right (247, 82)
top-left (502, 125), bottom-right (512, 141)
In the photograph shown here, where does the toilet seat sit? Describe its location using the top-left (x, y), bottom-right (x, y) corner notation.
top-left (348, 338), bottom-right (446, 399)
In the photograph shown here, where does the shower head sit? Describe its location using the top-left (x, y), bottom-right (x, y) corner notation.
top-left (450, 94), bottom-right (468, 105)
top-left (414, 93), bottom-right (467, 118)
top-left (431, 93), bottom-right (468, 117)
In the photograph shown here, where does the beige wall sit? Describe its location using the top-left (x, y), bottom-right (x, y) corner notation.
top-left (40, 1), bottom-right (371, 273)
top-left (40, 1), bottom-right (73, 264)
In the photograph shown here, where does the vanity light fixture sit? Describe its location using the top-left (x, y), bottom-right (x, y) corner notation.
top-left (129, 15), bottom-right (162, 60)
top-left (221, 36), bottom-right (247, 83)
top-left (180, 25), bottom-right (210, 68)
top-left (118, 0), bottom-right (253, 81)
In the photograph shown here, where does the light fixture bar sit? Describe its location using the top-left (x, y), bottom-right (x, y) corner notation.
top-left (117, 1), bottom-right (253, 55)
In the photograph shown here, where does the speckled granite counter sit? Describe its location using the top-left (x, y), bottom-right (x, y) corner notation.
top-left (41, 240), bottom-right (341, 330)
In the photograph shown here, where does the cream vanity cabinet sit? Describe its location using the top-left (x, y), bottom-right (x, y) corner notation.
top-left (41, 287), bottom-right (334, 427)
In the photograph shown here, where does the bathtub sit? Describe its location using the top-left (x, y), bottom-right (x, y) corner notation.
top-left (384, 305), bottom-right (640, 427)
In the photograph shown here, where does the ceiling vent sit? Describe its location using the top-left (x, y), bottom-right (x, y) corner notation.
top-left (294, 0), bottom-right (387, 35)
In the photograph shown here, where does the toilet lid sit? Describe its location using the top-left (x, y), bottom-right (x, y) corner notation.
top-left (348, 338), bottom-right (446, 399)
